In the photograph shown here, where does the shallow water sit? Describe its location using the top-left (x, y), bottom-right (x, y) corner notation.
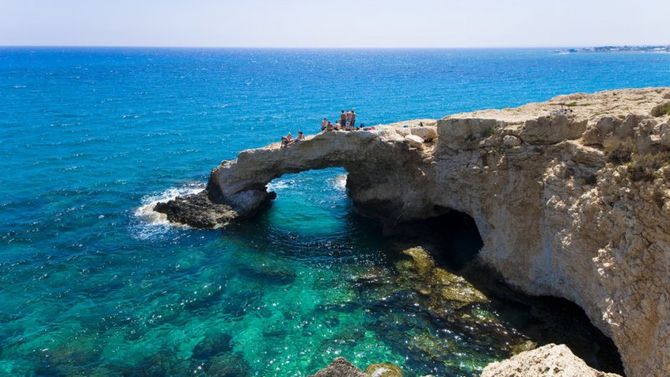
top-left (2, 48), bottom-right (668, 376)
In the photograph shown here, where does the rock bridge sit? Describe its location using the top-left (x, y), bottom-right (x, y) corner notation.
top-left (155, 88), bottom-right (670, 377)
top-left (206, 121), bottom-right (441, 221)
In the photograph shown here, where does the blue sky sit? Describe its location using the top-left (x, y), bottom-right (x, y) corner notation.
top-left (1, 0), bottom-right (669, 48)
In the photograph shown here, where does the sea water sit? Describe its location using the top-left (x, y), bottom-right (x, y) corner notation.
top-left (1, 48), bottom-right (669, 376)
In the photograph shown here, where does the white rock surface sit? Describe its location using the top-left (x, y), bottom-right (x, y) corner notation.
top-left (481, 344), bottom-right (621, 377)
top-left (404, 134), bottom-right (425, 148)
top-left (410, 126), bottom-right (438, 141)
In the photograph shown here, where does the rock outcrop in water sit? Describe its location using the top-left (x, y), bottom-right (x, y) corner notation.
top-left (309, 358), bottom-right (403, 377)
top-left (156, 88), bottom-right (670, 377)
top-left (481, 344), bottom-right (621, 377)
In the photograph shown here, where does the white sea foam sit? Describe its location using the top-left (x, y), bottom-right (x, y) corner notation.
top-left (330, 174), bottom-right (347, 192)
top-left (267, 178), bottom-right (295, 191)
top-left (132, 182), bottom-right (205, 238)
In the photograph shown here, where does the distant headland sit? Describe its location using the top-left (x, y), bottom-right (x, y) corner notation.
top-left (557, 45), bottom-right (670, 54)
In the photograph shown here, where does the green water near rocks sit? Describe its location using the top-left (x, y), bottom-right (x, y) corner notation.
top-left (1, 169), bottom-right (623, 376)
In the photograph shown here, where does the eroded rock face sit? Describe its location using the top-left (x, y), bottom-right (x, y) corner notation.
top-left (481, 344), bottom-right (621, 377)
top-left (158, 88), bottom-right (670, 377)
top-left (153, 191), bottom-right (239, 228)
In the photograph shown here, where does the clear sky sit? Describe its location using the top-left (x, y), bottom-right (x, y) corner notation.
top-left (1, 0), bottom-right (668, 48)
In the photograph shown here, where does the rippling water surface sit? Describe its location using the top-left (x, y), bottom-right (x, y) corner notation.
top-left (1, 48), bottom-right (669, 376)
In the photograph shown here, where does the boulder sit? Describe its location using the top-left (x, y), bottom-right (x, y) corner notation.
top-left (502, 134), bottom-right (522, 147)
top-left (410, 126), bottom-right (438, 142)
top-left (404, 134), bottom-right (425, 148)
top-left (654, 122), bottom-right (670, 147)
top-left (310, 358), bottom-right (365, 377)
top-left (481, 344), bottom-right (621, 377)
top-left (394, 127), bottom-right (411, 137)
top-left (364, 363), bottom-right (403, 377)
top-left (153, 191), bottom-right (239, 228)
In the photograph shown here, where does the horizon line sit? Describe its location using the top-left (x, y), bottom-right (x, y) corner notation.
top-left (1, 43), bottom-right (668, 50)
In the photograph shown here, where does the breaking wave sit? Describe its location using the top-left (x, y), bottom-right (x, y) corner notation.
top-left (132, 182), bottom-right (205, 238)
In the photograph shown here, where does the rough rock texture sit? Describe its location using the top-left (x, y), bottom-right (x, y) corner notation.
top-left (309, 358), bottom-right (404, 377)
top-left (159, 88), bottom-right (670, 377)
top-left (364, 363), bottom-right (403, 377)
top-left (153, 191), bottom-right (239, 228)
top-left (481, 344), bottom-right (621, 377)
top-left (310, 358), bottom-right (365, 377)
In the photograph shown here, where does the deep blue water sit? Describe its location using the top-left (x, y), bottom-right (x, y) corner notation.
top-left (1, 48), bottom-right (669, 376)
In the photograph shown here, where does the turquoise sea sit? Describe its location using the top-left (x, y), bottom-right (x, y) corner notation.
top-left (1, 48), bottom-right (669, 376)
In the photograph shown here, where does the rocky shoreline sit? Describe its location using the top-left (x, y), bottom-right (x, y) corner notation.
top-left (310, 344), bottom-right (620, 377)
top-left (156, 88), bottom-right (670, 376)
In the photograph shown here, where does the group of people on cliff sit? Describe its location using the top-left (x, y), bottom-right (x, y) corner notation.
top-left (280, 109), bottom-right (374, 148)
top-left (321, 110), bottom-right (359, 131)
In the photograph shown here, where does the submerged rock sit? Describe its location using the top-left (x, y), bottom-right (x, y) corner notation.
top-left (191, 332), bottom-right (232, 360)
top-left (237, 262), bottom-right (297, 285)
top-left (364, 363), bottom-right (403, 377)
top-left (481, 344), bottom-right (621, 377)
top-left (206, 353), bottom-right (250, 377)
top-left (395, 246), bottom-right (488, 312)
top-left (400, 247), bottom-right (435, 275)
top-left (510, 339), bottom-right (538, 355)
top-left (310, 358), bottom-right (404, 377)
top-left (310, 357), bottom-right (365, 377)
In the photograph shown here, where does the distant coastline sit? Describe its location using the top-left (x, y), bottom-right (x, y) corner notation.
top-left (556, 45), bottom-right (670, 54)
top-left (0, 44), bottom-right (669, 52)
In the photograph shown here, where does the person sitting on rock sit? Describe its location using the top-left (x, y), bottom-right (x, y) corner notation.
top-left (281, 132), bottom-right (293, 147)
top-left (351, 110), bottom-right (356, 129)
top-left (326, 121), bottom-right (334, 131)
top-left (295, 131), bottom-right (305, 142)
top-left (321, 118), bottom-right (329, 132)
top-left (339, 111), bottom-right (347, 129)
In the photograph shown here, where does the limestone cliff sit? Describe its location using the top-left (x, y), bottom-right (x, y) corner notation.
top-left (156, 88), bottom-right (670, 377)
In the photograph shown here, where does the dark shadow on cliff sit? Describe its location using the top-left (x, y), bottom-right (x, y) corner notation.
top-left (387, 209), bottom-right (625, 375)
top-left (388, 208), bottom-right (484, 271)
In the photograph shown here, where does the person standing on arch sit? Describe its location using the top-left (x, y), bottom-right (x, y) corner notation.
top-left (345, 110), bottom-right (352, 130)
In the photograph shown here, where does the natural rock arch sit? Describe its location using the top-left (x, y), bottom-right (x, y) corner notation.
top-left (205, 126), bottom-right (443, 224)
top-left (157, 88), bottom-right (670, 377)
